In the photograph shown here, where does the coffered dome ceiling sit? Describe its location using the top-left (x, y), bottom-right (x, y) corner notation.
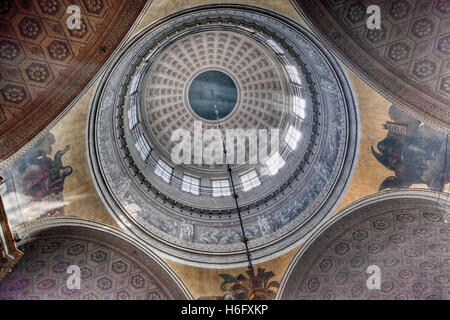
top-left (87, 5), bottom-right (359, 267)
top-left (0, 222), bottom-right (191, 300)
top-left (142, 30), bottom-right (287, 168)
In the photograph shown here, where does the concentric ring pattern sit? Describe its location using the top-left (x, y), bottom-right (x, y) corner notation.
top-left (87, 6), bottom-right (359, 266)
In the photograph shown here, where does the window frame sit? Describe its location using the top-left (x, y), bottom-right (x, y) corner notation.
top-left (182, 174), bottom-right (200, 196)
top-left (265, 151), bottom-right (285, 176)
top-left (212, 179), bottom-right (232, 197)
top-left (239, 170), bottom-right (261, 192)
top-left (154, 159), bottom-right (173, 183)
top-left (284, 125), bottom-right (302, 151)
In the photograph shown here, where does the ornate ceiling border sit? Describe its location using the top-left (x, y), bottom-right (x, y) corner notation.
top-left (291, 0), bottom-right (450, 133)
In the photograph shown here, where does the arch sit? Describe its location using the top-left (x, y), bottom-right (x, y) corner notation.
top-left (278, 189), bottom-right (450, 300)
top-left (0, 217), bottom-right (192, 300)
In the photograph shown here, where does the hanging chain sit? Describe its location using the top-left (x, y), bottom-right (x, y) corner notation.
top-left (210, 90), bottom-right (254, 272)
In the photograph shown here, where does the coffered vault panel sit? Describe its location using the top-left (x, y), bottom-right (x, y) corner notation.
top-left (292, 0), bottom-right (450, 131)
top-left (87, 5), bottom-right (360, 267)
top-left (279, 190), bottom-right (450, 300)
top-left (0, 0), bottom-right (148, 160)
top-left (0, 221), bottom-right (191, 300)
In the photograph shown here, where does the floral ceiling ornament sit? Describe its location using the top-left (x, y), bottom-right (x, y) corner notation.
top-left (218, 268), bottom-right (280, 300)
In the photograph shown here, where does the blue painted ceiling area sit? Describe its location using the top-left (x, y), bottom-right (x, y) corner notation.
top-left (188, 70), bottom-right (238, 120)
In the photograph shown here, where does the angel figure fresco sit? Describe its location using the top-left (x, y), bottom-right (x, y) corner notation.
top-left (21, 145), bottom-right (72, 202)
top-left (372, 105), bottom-right (449, 192)
top-left (13, 133), bottom-right (73, 217)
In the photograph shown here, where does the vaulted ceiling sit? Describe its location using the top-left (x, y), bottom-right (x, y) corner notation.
top-left (0, 0), bottom-right (147, 160)
top-left (292, 0), bottom-right (450, 131)
top-left (280, 192), bottom-right (450, 300)
top-left (0, 0), bottom-right (448, 300)
top-left (0, 224), bottom-right (191, 299)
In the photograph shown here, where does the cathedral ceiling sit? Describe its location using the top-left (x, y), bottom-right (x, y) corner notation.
top-left (0, 0), bottom-right (147, 160)
top-left (292, 0), bottom-right (450, 131)
top-left (87, 5), bottom-right (359, 266)
top-left (0, 0), bottom-right (449, 300)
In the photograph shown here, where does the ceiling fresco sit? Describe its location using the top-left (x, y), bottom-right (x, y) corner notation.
top-left (372, 104), bottom-right (449, 191)
top-left (0, 0), bottom-right (449, 301)
top-left (292, 0), bottom-right (450, 131)
top-left (0, 0), bottom-right (147, 160)
top-left (0, 109), bottom-right (117, 229)
top-left (1, 132), bottom-right (77, 226)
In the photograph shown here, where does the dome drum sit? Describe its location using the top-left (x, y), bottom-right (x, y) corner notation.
top-left (88, 5), bottom-right (359, 267)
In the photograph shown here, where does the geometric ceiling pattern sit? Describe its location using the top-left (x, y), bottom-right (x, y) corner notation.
top-left (0, 226), bottom-right (191, 300)
top-left (0, 0), bottom-right (147, 160)
top-left (292, 0), bottom-right (450, 131)
top-left (143, 30), bottom-right (286, 167)
top-left (279, 193), bottom-right (450, 299)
